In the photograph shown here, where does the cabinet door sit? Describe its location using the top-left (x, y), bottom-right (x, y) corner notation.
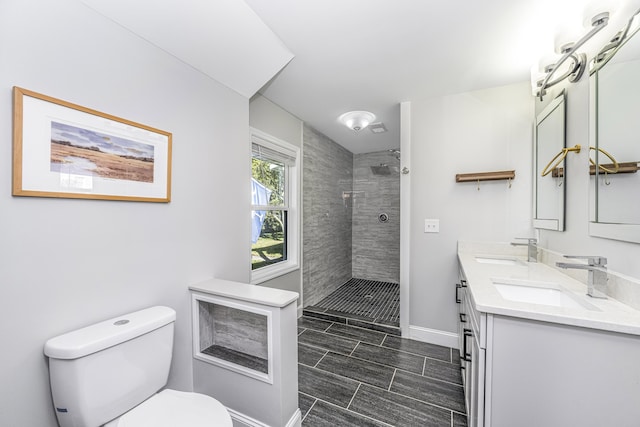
top-left (456, 278), bottom-right (468, 352)
top-left (469, 331), bottom-right (485, 427)
top-left (461, 327), bottom-right (472, 414)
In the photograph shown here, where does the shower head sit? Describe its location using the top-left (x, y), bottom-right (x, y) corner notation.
top-left (388, 149), bottom-right (400, 161)
top-left (370, 164), bottom-right (391, 175)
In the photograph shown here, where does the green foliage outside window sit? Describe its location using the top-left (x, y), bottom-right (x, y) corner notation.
top-left (252, 158), bottom-right (286, 269)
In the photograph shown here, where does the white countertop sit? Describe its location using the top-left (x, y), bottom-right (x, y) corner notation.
top-left (458, 243), bottom-right (640, 336)
top-left (190, 278), bottom-right (299, 308)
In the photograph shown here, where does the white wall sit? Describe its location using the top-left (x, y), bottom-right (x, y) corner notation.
top-left (0, 1), bottom-right (250, 426)
top-left (249, 95), bottom-right (303, 303)
top-left (539, 78), bottom-right (640, 280)
top-left (408, 82), bottom-right (534, 334)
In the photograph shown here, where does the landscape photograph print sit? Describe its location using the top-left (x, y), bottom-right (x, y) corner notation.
top-left (50, 121), bottom-right (155, 183)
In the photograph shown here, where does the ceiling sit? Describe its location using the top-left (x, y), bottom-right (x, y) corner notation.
top-left (82, 0), bottom-right (636, 154)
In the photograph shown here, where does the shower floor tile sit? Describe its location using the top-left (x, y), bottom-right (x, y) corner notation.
top-left (313, 278), bottom-right (400, 325)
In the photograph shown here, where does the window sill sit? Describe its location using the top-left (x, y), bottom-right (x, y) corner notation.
top-left (251, 261), bottom-right (299, 285)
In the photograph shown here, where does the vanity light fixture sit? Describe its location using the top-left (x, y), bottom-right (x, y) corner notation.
top-left (338, 110), bottom-right (376, 131)
top-left (534, 10), bottom-right (610, 100)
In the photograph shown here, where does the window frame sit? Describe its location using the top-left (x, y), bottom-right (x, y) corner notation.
top-left (250, 128), bottom-right (300, 284)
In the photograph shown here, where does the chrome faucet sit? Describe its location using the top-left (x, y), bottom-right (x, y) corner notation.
top-left (511, 238), bottom-right (537, 262)
top-left (556, 255), bottom-right (608, 299)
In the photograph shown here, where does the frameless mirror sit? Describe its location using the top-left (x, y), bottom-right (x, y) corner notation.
top-left (590, 10), bottom-right (640, 243)
top-left (534, 92), bottom-right (566, 231)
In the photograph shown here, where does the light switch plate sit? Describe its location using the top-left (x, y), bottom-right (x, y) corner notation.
top-left (424, 219), bottom-right (440, 233)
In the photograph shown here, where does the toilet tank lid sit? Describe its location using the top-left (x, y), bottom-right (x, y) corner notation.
top-left (44, 306), bottom-right (176, 360)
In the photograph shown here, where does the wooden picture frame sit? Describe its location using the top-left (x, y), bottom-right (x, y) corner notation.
top-left (13, 87), bottom-right (172, 202)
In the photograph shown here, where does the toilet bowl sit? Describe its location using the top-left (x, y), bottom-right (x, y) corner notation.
top-left (104, 389), bottom-right (231, 427)
top-left (44, 306), bottom-right (232, 427)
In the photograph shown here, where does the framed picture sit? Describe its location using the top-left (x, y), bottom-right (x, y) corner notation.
top-left (13, 86), bottom-right (172, 202)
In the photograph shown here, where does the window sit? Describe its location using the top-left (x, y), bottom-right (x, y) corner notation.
top-left (250, 129), bottom-right (299, 283)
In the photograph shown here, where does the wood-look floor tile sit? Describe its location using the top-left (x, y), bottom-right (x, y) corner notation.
top-left (349, 384), bottom-right (453, 427)
top-left (316, 352), bottom-right (394, 389)
top-left (382, 335), bottom-right (451, 361)
top-left (347, 319), bottom-right (401, 335)
top-left (390, 370), bottom-right (465, 413)
top-left (298, 364), bottom-right (360, 408)
top-left (299, 343), bottom-right (327, 367)
top-left (423, 357), bottom-right (463, 385)
top-left (298, 329), bottom-right (359, 355)
top-left (303, 399), bottom-right (387, 427)
top-left (299, 392), bottom-right (316, 420)
top-left (303, 311), bottom-right (347, 324)
top-left (299, 316), bottom-right (333, 332)
top-left (453, 411), bottom-right (469, 427)
top-left (451, 348), bottom-right (461, 365)
top-left (326, 323), bottom-right (387, 346)
top-left (351, 342), bottom-right (424, 374)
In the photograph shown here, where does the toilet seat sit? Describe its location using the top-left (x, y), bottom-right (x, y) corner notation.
top-left (104, 389), bottom-right (232, 427)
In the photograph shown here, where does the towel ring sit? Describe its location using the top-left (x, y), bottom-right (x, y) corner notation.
top-left (589, 146), bottom-right (619, 174)
top-left (541, 144), bottom-right (582, 177)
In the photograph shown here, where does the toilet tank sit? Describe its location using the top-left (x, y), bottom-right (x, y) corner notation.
top-left (44, 306), bottom-right (176, 427)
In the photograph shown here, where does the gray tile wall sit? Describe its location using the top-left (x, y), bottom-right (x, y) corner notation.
top-left (352, 151), bottom-right (400, 283)
top-left (198, 300), bottom-right (268, 359)
top-left (302, 125), bottom-right (353, 306)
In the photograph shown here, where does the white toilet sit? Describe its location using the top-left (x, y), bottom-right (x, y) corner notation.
top-left (44, 306), bottom-right (232, 427)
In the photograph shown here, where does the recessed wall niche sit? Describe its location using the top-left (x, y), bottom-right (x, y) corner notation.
top-left (193, 295), bottom-right (272, 383)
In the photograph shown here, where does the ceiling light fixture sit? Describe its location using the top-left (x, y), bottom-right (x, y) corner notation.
top-left (534, 9), bottom-right (610, 100)
top-left (338, 111), bottom-right (376, 131)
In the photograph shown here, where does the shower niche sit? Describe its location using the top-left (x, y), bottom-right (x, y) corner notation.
top-left (193, 294), bottom-right (272, 383)
top-left (189, 278), bottom-right (300, 426)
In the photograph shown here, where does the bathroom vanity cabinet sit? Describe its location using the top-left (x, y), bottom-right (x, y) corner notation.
top-left (457, 263), bottom-right (640, 427)
top-left (457, 270), bottom-right (484, 427)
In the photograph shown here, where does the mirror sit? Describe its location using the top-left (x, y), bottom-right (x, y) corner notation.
top-left (590, 11), bottom-right (640, 243)
top-left (534, 92), bottom-right (566, 231)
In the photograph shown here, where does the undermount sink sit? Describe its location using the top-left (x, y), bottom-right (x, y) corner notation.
top-left (475, 256), bottom-right (524, 266)
top-left (491, 278), bottom-right (599, 311)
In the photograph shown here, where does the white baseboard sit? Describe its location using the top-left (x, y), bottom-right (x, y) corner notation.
top-left (228, 407), bottom-right (301, 427)
top-left (409, 325), bottom-right (458, 349)
top-left (286, 409), bottom-right (302, 427)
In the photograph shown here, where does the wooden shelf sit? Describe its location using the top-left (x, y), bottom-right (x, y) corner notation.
top-left (455, 170), bottom-right (515, 183)
top-left (589, 162), bottom-right (639, 175)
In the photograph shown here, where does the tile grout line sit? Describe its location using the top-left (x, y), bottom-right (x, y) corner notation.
top-left (313, 350), bottom-right (329, 368)
top-left (302, 335), bottom-right (463, 387)
top-left (301, 397), bottom-right (317, 424)
top-left (346, 382), bottom-right (362, 410)
top-left (348, 341), bottom-right (361, 357)
top-left (380, 333), bottom-right (389, 347)
top-left (307, 395), bottom-right (395, 427)
top-left (323, 320), bottom-right (335, 332)
top-left (361, 377), bottom-right (467, 416)
top-left (388, 368), bottom-right (398, 391)
top-left (305, 334), bottom-right (463, 386)
top-left (379, 341), bottom-right (454, 364)
top-left (299, 320), bottom-right (468, 425)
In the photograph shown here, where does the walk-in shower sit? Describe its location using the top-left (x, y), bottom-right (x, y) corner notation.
top-left (302, 135), bottom-right (401, 334)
